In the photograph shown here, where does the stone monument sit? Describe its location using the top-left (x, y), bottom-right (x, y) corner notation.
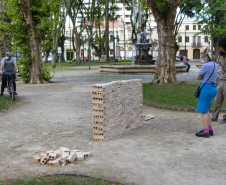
top-left (135, 13), bottom-right (154, 65)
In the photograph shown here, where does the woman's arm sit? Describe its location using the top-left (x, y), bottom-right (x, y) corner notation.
top-left (0, 63), bottom-right (3, 71)
top-left (196, 73), bottom-right (202, 80)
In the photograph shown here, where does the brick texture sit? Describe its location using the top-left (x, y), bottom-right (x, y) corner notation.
top-left (92, 79), bottom-right (143, 141)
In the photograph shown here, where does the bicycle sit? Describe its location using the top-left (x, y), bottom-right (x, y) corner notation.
top-left (6, 73), bottom-right (16, 101)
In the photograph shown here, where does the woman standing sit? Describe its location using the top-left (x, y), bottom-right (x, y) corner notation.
top-left (196, 47), bottom-right (218, 138)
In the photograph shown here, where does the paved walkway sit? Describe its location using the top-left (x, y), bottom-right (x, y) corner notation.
top-left (1, 62), bottom-right (226, 185)
top-left (52, 62), bottom-right (200, 84)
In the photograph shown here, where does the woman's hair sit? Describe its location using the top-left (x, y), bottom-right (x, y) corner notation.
top-left (201, 47), bottom-right (214, 61)
top-left (219, 38), bottom-right (226, 50)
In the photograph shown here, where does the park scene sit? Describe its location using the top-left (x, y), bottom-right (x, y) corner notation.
top-left (0, 0), bottom-right (226, 185)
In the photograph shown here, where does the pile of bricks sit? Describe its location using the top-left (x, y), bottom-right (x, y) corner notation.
top-left (34, 147), bottom-right (90, 166)
top-left (92, 79), bottom-right (143, 141)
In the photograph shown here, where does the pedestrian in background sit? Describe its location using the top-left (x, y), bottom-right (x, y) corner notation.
top-left (211, 38), bottom-right (226, 122)
top-left (196, 47), bottom-right (218, 138)
top-left (183, 55), bottom-right (190, 72)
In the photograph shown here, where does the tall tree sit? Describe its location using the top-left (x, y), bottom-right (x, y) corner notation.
top-left (195, 0), bottom-right (226, 57)
top-left (0, 0), bottom-right (10, 58)
top-left (21, 0), bottom-right (43, 84)
top-left (51, 0), bottom-right (64, 68)
top-left (146, 0), bottom-right (180, 83)
top-left (1, 0), bottom-right (61, 83)
top-left (64, 0), bottom-right (89, 64)
top-left (174, 0), bottom-right (202, 54)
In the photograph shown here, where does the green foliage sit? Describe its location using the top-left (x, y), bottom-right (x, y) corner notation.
top-left (155, 0), bottom-right (171, 12)
top-left (40, 65), bottom-right (54, 82)
top-left (195, 0), bottom-right (226, 39)
top-left (18, 56), bottom-right (32, 83)
top-left (0, 0), bottom-right (62, 83)
top-left (18, 56), bottom-right (53, 83)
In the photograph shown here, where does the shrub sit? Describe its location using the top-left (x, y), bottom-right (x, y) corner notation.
top-left (18, 56), bottom-right (53, 83)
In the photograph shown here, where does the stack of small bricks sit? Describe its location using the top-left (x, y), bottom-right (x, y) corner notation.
top-left (92, 79), bottom-right (143, 141)
top-left (34, 147), bottom-right (90, 166)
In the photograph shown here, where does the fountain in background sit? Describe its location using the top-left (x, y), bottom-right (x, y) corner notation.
top-left (134, 13), bottom-right (155, 65)
top-left (99, 13), bottom-right (187, 73)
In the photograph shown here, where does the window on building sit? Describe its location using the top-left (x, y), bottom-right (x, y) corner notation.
top-left (178, 36), bottom-right (182, 42)
top-left (197, 36), bottom-right (201, 43)
top-left (193, 25), bottom-right (196, 30)
top-left (204, 25), bottom-right (208, 30)
top-left (193, 36), bottom-right (196, 43)
top-left (204, 36), bottom-right (208, 43)
top-left (126, 15), bottom-right (130, 18)
top-left (198, 25), bottom-right (201, 30)
top-left (185, 36), bottom-right (189, 43)
top-left (186, 25), bottom-right (189, 31)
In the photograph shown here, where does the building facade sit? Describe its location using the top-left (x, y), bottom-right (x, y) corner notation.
top-left (63, 3), bottom-right (209, 61)
top-left (176, 20), bottom-right (210, 60)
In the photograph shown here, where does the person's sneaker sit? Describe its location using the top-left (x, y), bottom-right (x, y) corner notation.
top-left (14, 92), bottom-right (17, 95)
top-left (211, 118), bottom-right (217, 122)
top-left (199, 129), bottom-right (213, 136)
top-left (196, 130), bottom-right (210, 138)
top-left (221, 117), bottom-right (226, 124)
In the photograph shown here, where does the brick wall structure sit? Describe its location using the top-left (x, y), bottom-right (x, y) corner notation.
top-left (92, 79), bottom-right (143, 141)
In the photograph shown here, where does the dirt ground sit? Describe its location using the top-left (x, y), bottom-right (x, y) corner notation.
top-left (1, 69), bottom-right (226, 185)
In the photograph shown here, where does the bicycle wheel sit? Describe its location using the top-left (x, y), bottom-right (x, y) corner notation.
top-left (9, 83), bottom-right (15, 101)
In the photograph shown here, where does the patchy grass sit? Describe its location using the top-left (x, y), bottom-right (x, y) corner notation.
top-left (143, 82), bottom-right (226, 110)
top-left (44, 60), bottom-right (133, 71)
top-left (0, 175), bottom-right (120, 185)
top-left (0, 95), bottom-right (15, 111)
top-left (52, 67), bottom-right (98, 71)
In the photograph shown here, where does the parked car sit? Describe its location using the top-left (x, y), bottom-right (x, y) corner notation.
top-left (47, 56), bottom-right (52, 62)
top-left (72, 57), bottom-right (88, 62)
top-left (152, 56), bottom-right (158, 61)
top-left (126, 56), bottom-right (134, 60)
top-left (176, 56), bottom-right (181, 61)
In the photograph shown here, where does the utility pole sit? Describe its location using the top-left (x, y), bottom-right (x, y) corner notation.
top-left (185, 25), bottom-right (187, 56)
top-left (123, 0), bottom-right (126, 59)
top-left (132, 0), bottom-right (135, 65)
top-left (88, 22), bottom-right (91, 70)
top-left (69, 23), bottom-right (72, 63)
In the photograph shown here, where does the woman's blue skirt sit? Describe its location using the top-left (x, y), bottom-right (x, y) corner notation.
top-left (196, 83), bottom-right (217, 113)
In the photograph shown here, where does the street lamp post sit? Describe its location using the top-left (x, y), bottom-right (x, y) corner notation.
top-left (110, 31), bottom-right (116, 64)
top-left (87, 21), bottom-right (91, 70)
top-left (80, 35), bottom-right (85, 63)
top-left (116, 31), bottom-right (120, 60)
top-left (185, 25), bottom-right (187, 56)
top-left (69, 25), bottom-right (72, 63)
top-left (110, 31), bottom-right (119, 64)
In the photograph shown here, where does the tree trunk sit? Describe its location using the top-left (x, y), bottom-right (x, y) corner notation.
top-left (21, 0), bottom-right (42, 84)
top-left (0, 1), bottom-right (9, 59)
top-left (52, 48), bottom-right (57, 68)
top-left (75, 35), bottom-right (81, 64)
top-left (146, 0), bottom-right (179, 83)
top-left (58, 35), bottom-right (65, 61)
top-left (0, 40), bottom-right (6, 58)
top-left (44, 49), bottom-right (51, 63)
top-left (155, 24), bottom-right (177, 83)
top-left (105, 0), bottom-right (109, 61)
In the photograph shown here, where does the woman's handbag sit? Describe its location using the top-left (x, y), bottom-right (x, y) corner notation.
top-left (194, 86), bottom-right (201, 98)
top-left (194, 62), bottom-right (215, 98)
